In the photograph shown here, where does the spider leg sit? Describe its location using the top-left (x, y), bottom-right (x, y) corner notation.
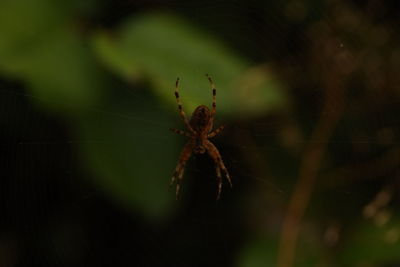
top-left (208, 125), bottom-right (225, 138)
top-left (170, 128), bottom-right (191, 137)
top-left (204, 140), bottom-right (232, 199)
top-left (175, 78), bottom-right (195, 133)
top-left (170, 140), bottom-right (194, 199)
top-left (171, 168), bottom-right (186, 199)
top-left (206, 74), bottom-right (217, 116)
top-left (206, 74), bottom-right (217, 129)
top-left (215, 165), bottom-right (222, 200)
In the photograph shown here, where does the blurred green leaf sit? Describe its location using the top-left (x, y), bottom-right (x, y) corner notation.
top-left (23, 29), bottom-right (103, 113)
top-left (76, 91), bottom-right (178, 220)
top-left (93, 13), bottom-right (288, 118)
top-left (0, 0), bottom-right (67, 54)
top-left (337, 216), bottom-right (400, 266)
top-left (0, 0), bottom-right (101, 112)
top-left (0, 1), bottom-right (179, 219)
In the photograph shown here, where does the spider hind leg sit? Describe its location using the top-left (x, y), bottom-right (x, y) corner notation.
top-left (205, 140), bottom-right (232, 199)
top-left (170, 168), bottom-right (186, 199)
top-left (215, 166), bottom-right (223, 200)
top-left (170, 141), bottom-right (194, 199)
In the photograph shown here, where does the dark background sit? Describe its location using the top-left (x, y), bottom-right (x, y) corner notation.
top-left (0, 0), bottom-right (399, 266)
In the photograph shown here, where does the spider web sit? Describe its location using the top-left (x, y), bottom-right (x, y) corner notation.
top-left (0, 82), bottom-right (269, 267)
top-left (0, 72), bottom-right (286, 267)
top-left (1, 0), bottom-right (399, 266)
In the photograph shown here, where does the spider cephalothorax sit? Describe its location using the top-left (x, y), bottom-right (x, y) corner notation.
top-left (170, 75), bottom-right (232, 200)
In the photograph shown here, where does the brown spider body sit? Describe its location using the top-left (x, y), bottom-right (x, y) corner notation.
top-left (170, 75), bottom-right (232, 199)
top-left (190, 105), bottom-right (211, 154)
top-left (190, 105), bottom-right (212, 132)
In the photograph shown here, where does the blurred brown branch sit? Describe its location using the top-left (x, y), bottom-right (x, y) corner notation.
top-left (277, 26), bottom-right (350, 266)
top-left (277, 81), bottom-right (344, 267)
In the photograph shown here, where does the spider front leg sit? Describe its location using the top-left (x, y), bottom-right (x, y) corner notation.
top-left (204, 140), bottom-right (232, 199)
top-left (206, 74), bottom-right (217, 115)
top-left (174, 78), bottom-right (195, 133)
top-left (206, 74), bottom-right (217, 128)
top-left (170, 140), bottom-right (194, 199)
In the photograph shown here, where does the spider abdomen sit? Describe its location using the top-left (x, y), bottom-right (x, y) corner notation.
top-left (190, 105), bottom-right (211, 132)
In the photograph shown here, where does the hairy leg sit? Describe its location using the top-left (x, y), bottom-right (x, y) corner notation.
top-left (208, 125), bottom-right (225, 138)
top-left (171, 140), bottom-right (194, 199)
top-left (174, 78), bottom-right (195, 133)
top-left (170, 128), bottom-right (191, 137)
top-left (205, 140), bottom-right (232, 199)
top-left (206, 74), bottom-right (217, 130)
top-left (215, 165), bottom-right (222, 200)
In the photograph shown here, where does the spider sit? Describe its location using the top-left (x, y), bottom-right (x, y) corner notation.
top-left (170, 75), bottom-right (232, 200)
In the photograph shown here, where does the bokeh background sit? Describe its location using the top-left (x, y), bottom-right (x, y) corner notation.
top-left (1, 0), bottom-right (399, 266)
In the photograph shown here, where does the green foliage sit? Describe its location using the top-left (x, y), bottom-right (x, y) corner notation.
top-left (0, 0), bottom-right (178, 219)
top-left (0, 0), bottom-right (399, 265)
top-left (93, 13), bottom-right (287, 117)
top-left (76, 92), bottom-right (178, 219)
top-left (338, 217), bottom-right (400, 266)
top-left (0, 0), bottom-right (101, 112)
